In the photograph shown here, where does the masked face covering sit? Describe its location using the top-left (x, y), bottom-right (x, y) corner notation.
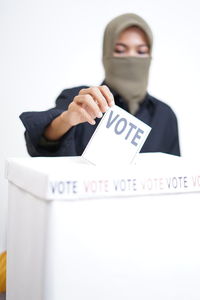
top-left (102, 13), bottom-right (153, 114)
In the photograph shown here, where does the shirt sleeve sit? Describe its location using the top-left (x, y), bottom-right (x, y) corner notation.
top-left (19, 108), bottom-right (75, 156)
top-left (138, 95), bottom-right (181, 156)
top-left (19, 86), bottom-right (89, 157)
top-left (19, 90), bottom-right (76, 156)
top-left (166, 112), bottom-right (181, 156)
top-left (20, 108), bottom-right (64, 146)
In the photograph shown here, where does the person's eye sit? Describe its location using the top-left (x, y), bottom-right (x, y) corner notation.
top-left (114, 49), bottom-right (125, 54)
top-left (138, 50), bottom-right (148, 55)
top-left (137, 46), bottom-right (150, 56)
top-left (113, 44), bottom-right (127, 55)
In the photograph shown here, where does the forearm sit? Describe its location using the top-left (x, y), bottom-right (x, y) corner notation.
top-left (44, 111), bottom-right (73, 141)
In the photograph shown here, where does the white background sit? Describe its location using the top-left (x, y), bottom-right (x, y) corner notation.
top-left (1, 0), bottom-right (200, 251)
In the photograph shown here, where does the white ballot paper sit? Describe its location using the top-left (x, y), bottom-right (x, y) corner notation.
top-left (82, 105), bottom-right (151, 166)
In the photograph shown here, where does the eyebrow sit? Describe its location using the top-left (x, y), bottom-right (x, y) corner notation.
top-left (115, 43), bottom-right (127, 47)
top-left (115, 42), bottom-right (149, 48)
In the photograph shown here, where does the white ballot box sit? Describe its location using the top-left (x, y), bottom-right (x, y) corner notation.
top-left (5, 153), bottom-right (200, 300)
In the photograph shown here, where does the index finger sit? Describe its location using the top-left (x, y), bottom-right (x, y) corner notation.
top-left (98, 85), bottom-right (115, 107)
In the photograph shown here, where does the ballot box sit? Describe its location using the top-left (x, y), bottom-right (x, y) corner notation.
top-left (5, 153), bottom-right (200, 300)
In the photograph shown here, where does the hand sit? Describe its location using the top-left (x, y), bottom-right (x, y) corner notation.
top-left (44, 85), bottom-right (115, 141)
top-left (64, 85), bottom-right (115, 126)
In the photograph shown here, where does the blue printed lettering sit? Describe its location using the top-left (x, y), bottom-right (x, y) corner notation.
top-left (106, 110), bottom-right (119, 128)
top-left (106, 110), bottom-right (145, 147)
top-left (125, 123), bottom-right (137, 140)
top-left (113, 178), bottom-right (137, 191)
top-left (114, 118), bottom-right (127, 135)
top-left (50, 181), bottom-right (77, 194)
top-left (131, 128), bottom-right (144, 146)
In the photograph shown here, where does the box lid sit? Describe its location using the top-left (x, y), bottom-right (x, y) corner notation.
top-left (5, 153), bottom-right (200, 201)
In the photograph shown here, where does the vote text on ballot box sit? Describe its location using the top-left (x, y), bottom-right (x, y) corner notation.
top-left (5, 153), bottom-right (200, 300)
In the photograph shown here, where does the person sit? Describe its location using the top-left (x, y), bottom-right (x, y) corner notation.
top-left (20, 13), bottom-right (181, 157)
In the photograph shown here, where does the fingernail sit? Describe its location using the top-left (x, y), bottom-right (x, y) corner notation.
top-left (110, 100), bottom-right (115, 106)
top-left (104, 105), bottom-right (109, 111)
top-left (97, 112), bottom-right (103, 118)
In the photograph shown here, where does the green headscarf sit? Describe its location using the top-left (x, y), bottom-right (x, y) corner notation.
top-left (102, 13), bottom-right (153, 114)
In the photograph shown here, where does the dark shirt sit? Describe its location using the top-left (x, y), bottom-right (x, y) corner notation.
top-left (20, 85), bottom-right (181, 157)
